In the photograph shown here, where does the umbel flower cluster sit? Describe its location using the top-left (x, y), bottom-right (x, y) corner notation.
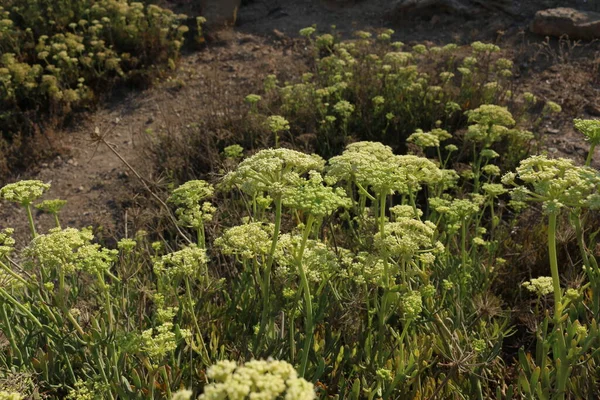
top-left (199, 359), bottom-right (315, 400)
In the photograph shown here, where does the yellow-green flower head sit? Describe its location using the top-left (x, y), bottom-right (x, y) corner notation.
top-left (0, 391), bottom-right (23, 400)
top-left (25, 228), bottom-right (96, 274)
top-left (482, 164), bottom-right (501, 176)
top-left (407, 129), bottom-right (440, 148)
top-left (471, 41), bottom-right (500, 53)
top-left (75, 243), bottom-right (118, 274)
top-left (401, 291), bottom-right (422, 320)
top-left (412, 44), bottom-right (427, 54)
top-left (35, 199), bottom-right (67, 214)
top-left (574, 118), bottom-right (600, 146)
top-left (429, 197), bottom-right (482, 221)
top-left (0, 180), bottom-right (50, 206)
top-left (327, 142), bottom-right (442, 195)
top-left (522, 276), bottom-right (553, 296)
top-left (117, 238), bottom-right (136, 253)
top-left (299, 26), bottom-right (316, 37)
top-left (466, 105), bottom-right (515, 128)
top-left (169, 180), bottom-right (215, 228)
top-left (169, 180), bottom-right (214, 207)
top-left (507, 155), bottom-right (600, 212)
top-left (275, 234), bottom-right (341, 282)
top-left (374, 217), bottom-right (440, 260)
top-left (142, 322), bottom-right (190, 361)
top-left (220, 148), bottom-right (325, 197)
top-left (390, 205), bottom-right (422, 219)
top-left (397, 154), bottom-right (444, 189)
top-left (383, 52), bottom-right (413, 65)
top-left (244, 94), bottom-right (262, 104)
top-left (199, 359), bottom-right (315, 400)
top-left (482, 183), bottom-right (507, 197)
top-left (171, 389), bottom-right (193, 400)
top-left (154, 245), bottom-right (207, 279)
top-left (267, 115), bottom-right (290, 133)
top-left (223, 144), bottom-right (244, 159)
top-left (283, 172), bottom-right (351, 217)
top-left (215, 222), bottom-right (273, 260)
top-left (316, 33), bottom-right (335, 49)
top-left (333, 100), bottom-right (355, 119)
top-left (0, 228), bottom-right (15, 258)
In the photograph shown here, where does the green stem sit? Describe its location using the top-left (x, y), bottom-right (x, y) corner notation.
top-left (586, 143), bottom-right (596, 167)
top-left (0, 287), bottom-right (43, 328)
top-left (26, 204), bottom-right (37, 238)
top-left (548, 213), bottom-right (562, 320)
top-left (298, 215), bottom-right (315, 377)
top-left (185, 277), bottom-right (209, 364)
top-left (256, 197), bottom-right (282, 351)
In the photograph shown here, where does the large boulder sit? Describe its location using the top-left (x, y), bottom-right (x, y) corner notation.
top-left (531, 7), bottom-right (600, 40)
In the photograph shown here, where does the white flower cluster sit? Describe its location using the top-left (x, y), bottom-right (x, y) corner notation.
top-left (25, 227), bottom-right (117, 275)
top-left (215, 222), bottom-right (273, 260)
top-left (153, 245), bottom-right (208, 279)
top-left (327, 141), bottom-right (442, 196)
top-left (0, 180), bottom-right (50, 206)
top-left (141, 322), bottom-right (191, 362)
top-left (274, 234), bottom-right (342, 282)
top-left (220, 148), bottom-right (325, 198)
top-left (503, 155), bottom-right (600, 213)
top-left (199, 359), bottom-right (315, 400)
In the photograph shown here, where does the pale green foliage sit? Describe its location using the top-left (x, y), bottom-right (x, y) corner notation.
top-left (0, 180), bottom-right (50, 205)
top-left (199, 359), bottom-right (315, 400)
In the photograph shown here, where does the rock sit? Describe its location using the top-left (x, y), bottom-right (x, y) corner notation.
top-left (200, 0), bottom-right (241, 28)
top-left (531, 8), bottom-right (600, 40)
top-left (391, 0), bottom-right (511, 18)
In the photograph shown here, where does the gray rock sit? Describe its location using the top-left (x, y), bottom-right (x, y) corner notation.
top-left (531, 7), bottom-right (600, 40)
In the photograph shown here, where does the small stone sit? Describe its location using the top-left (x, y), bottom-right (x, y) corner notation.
top-left (546, 128), bottom-right (560, 135)
top-left (548, 147), bottom-right (558, 153)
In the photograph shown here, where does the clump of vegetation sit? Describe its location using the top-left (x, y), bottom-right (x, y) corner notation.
top-left (1, 20), bottom-right (598, 399)
top-left (2, 110), bottom-right (600, 398)
top-left (0, 0), bottom-right (191, 174)
top-left (239, 28), bottom-right (559, 159)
